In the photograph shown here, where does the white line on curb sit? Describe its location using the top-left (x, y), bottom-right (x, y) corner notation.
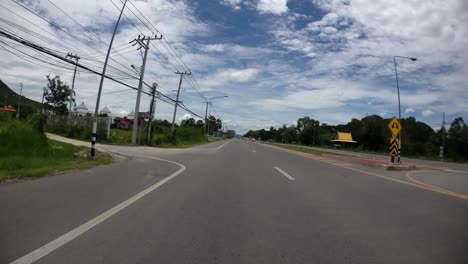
top-left (274, 166), bottom-right (295, 181)
top-left (11, 153), bottom-right (186, 264)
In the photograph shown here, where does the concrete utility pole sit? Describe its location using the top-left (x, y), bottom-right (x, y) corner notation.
top-left (204, 101), bottom-right (210, 135)
top-left (147, 82), bottom-right (158, 145)
top-left (91, 0), bottom-right (128, 159)
top-left (441, 112), bottom-right (446, 161)
top-left (171, 71), bottom-right (191, 133)
top-left (66, 53), bottom-right (80, 115)
top-left (130, 34), bottom-right (162, 145)
top-left (16, 82), bottom-right (23, 119)
top-left (204, 95), bottom-right (228, 136)
top-left (41, 87), bottom-right (47, 113)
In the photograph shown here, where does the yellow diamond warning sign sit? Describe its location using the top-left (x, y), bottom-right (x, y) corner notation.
top-left (388, 117), bottom-right (401, 136)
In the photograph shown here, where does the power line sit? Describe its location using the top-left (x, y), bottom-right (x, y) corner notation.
top-left (11, 0), bottom-right (140, 78)
top-left (0, 29), bottom-right (147, 93)
top-left (124, 0), bottom-right (206, 100)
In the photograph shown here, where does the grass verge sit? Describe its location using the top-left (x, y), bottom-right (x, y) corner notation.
top-left (266, 142), bottom-right (325, 156)
top-left (0, 139), bottom-right (112, 182)
top-left (0, 113), bottom-right (113, 182)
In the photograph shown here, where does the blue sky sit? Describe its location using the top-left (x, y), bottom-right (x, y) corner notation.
top-left (1, 0), bottom-right (467, 133)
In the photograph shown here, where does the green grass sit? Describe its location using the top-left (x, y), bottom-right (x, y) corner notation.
top-left (267, 142), bottom-right (325, 156)
top-left (0, 139), bottom-right (113, 181)
top-left (108, 129), bottom-right (132, 145)
top-left (0, 116), bottom-right (113, 181)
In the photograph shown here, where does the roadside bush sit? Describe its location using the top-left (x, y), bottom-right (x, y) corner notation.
top-left (152, 126), bottom-right (206, 147)
top-left (0, 119), bottom-right (49, 157)
top-left (46, 120), bottom-right (107, 141)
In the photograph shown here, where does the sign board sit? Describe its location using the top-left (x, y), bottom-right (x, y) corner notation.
top-left (388, 117), bottom-right (401, 136)
top-left (138, 112), bottom-right (150, 118)
top-left (389, 137), bottom-right (399, 156)
top-left (119, 118), bottom-right (131, 130)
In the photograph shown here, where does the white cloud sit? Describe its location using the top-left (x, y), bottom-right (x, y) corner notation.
top-left (422, 109), bottom-right (434, 117)
top-left (201, 44), bottom-right (225, 53)
top-left (220, 0), bottom-right (243, 10)
top-left (257, 0), bottom-right (288, 15)
top-left (218, 68), bottom-right (259, 82)
top-left (405, 108), bottom-right (415, 114)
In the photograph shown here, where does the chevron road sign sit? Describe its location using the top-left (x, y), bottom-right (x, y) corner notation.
top-left (388, 117), bottom-right (401, 136)
top-left (389, 137), bottom-right (399, 156)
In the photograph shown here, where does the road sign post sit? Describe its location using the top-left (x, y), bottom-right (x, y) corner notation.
top-left (388, 117), bottom-right (402, 163)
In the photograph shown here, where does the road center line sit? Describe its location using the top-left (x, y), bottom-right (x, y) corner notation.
top-left (10, 153), bottom-right (186, 264)
top-left (274, 166), bottom-right (295, 181)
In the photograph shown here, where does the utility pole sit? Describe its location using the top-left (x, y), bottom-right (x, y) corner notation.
top-left (41, 87), bottom-right (47, 113)
top-left (16, 82), bottom-right (23, 119)
top-left (441, 112), bottom-right (446, 161)
top-left (147, 82), bottom-right (158, 145)
top-left (171, 70), bottom-right (191, 133)
top-left (207, 101), bottom-right (212, 136)
top-left (91, 0), bottom-right (128, 159)
top-left (130, 34), bottom-right (162, 145)
top-left (66, 53), bottom-right (80, 115)
top-left (203, 95), bottom-right (228, 136)
top-left (204, 101), bottom-right (209, 135)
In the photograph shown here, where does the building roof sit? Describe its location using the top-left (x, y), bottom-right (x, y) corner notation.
top-left (0, 105), bottom-right (16, 112)
top-left (100, 106), bottom-right (111, 114)
top-left (75, 102), bottom-right (88, 112)
top-left (330, 132), bottom-right (358, 143)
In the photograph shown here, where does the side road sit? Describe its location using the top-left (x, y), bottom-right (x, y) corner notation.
top-left (263, 141), bottom-right (468, 172)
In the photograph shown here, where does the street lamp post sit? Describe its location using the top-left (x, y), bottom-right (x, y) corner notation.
top-left (393, 55), bottom-right (417, 162)
top-left (91, 0), bottom-right (128, 159)
top-left (204, 95), bottom-right (228, 136)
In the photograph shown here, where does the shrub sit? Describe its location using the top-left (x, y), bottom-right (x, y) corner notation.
top-left (0, 119), bottom-right (49, 157)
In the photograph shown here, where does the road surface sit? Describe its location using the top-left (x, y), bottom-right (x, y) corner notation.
top-left (1, 138), bottom-right (468, 263)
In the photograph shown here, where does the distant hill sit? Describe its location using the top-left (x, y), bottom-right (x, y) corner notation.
top-left (0, 79), bottom-right (42, 109)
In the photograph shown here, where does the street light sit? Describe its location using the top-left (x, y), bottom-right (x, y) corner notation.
top-left (205, 95), bottom-right (228, 136)
top-left (393, 55), bottom-right (417, 162)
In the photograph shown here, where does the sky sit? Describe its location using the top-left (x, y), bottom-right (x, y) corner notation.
top-left (1, 0), bottom-right (467, 134)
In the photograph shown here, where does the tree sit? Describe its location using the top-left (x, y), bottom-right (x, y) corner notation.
top-left (181, 117), bottom-right (196, 127)
top-left (207, 115), bottom-right (222, 134)
top-left (44, 75), bottom-right (73, 115)
top-left (446, 117), bottom-right (468, 160)
top-left (195, 120), bottom-right (204, 128)
top-left (297, 116), bottom-right (320, 145)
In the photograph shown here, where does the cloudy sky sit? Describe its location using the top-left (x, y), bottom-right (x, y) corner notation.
top-left (1, 0), bottom-right (467, 134)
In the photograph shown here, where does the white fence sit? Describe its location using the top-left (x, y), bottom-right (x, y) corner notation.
top-left (46, 115), bottom-right (113, 139)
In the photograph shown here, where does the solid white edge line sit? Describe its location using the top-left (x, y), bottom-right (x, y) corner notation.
top-left (10, 153), bottom-right (186, 264)
top-left (274, 166), bottom-right (295, 181)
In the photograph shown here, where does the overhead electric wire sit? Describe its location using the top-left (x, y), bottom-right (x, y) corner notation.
top-left (0, 41), bottom-right (77, 74)
top-left (124, 0), bottom-right (206, 100)
top-left (11, 0), bottom-right (140, 80)
top-left (46, 0), bottom-right (141, 74)
top-left (0, 29), bottom-right (150, 94)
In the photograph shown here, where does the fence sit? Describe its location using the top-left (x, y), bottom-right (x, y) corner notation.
top-left (46, 115), bottom-right (112, 140)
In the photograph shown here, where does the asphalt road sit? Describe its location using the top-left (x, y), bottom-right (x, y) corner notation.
top-left (1, 138), bottom-right (468, 263)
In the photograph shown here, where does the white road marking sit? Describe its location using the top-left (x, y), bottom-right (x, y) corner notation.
top-left (214, 140), bottom-right (231, 150)
top-left (274, 166), bottom-right (295, 181)
top-left (10, 153), bottom-right (186, 264)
